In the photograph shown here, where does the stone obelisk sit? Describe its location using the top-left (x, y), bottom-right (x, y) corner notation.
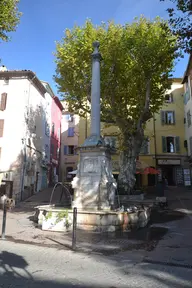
top-left (72, 41), bottom-right (116, 211)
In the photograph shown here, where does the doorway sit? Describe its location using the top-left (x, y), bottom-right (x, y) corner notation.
top-left (161, 165), bottom-right (175, 186)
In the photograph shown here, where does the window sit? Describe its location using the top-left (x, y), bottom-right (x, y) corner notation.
top-left (161, 111), bottom-right (175, 125)
top-left (57, 147), bottom-right (60, 159)
top-left (140, 137), bottom-right (149, 154)
top-left (64, 145), bottom-right (76, 155)
top-left (3, 79), bottom-right (9, 85)
top-left (104, 136), bottom-right (117, 148)
top-left (51, 123), bottom-right (55, 135)
top-left (184, 140), bottom-right (188, 149)
top-left (68, 127), bottom-right (75, 137)
top-left (57, 127), bottom-right (60, 140)
top-left (0, 93), bottom-right (7, 111)
top-left (51, 144), bottom-right (54, 155)
top-left (190, 137), bottom-right (192, 155)
top-left (165, 93), bottom-right (173, 103)
top-left (185, 78), bottom-right (189, 93)
top-left (64, 114), bottom-right (73, 122)
top-left (45, 121), bottom-right (50, 136)
top-left (187, 110), bottom-right (191, 127)
top-left (45, 144), bottom-right (49, 157)
top-left (0, 120), bottom-right (4, 137)
top-left (162, 136), bottom-right (180, 153)
top-left (66, 167), bottom-right (73, 180)
top-left (68, 115), bottom-right (73, 122)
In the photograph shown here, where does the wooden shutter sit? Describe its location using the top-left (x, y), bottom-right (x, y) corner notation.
top-left (175, 136), bottom-right (180, 153)
top-left (64, 145), bottom-right (68, 155)
top-left (74, 145), bottom-right (78, 155)
top-left (190, 137), bottom-right (192, 155)
top-left (0, 93), bottom-right (7, 111)
top-left (170, 93), bottom-right (173, 103)
top-left (68, 127), bottom-right (74, 137)
top-left (172, 111), bottom-right (176, 124)
top-left (161, 111), bottom-right (165, 125)
top-left (0, 120), bottom-right (4, 137)
top-left (162, 136), bottom-right (167, 153)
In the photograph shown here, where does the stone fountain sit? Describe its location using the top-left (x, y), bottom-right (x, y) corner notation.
top-left (72, 41), bottom-right (117, 212)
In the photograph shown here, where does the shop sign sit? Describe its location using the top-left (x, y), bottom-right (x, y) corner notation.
top-left (158, 159), bottom-right (180, 165)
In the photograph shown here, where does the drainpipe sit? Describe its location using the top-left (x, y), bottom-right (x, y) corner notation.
top-left (153, 113), bottom-right (158, 184)
top-left (20, 138), bottom-right (27, 201)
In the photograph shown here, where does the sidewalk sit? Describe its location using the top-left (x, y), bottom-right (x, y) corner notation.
top-left (144, 188), bottom-right (192, 267)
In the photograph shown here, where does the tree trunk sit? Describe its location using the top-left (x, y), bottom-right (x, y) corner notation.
top-left (118, 133), bottom-right (143, 195)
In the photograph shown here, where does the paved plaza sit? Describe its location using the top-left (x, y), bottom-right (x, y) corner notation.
top-left (0, 187), bottom-right (192, 287)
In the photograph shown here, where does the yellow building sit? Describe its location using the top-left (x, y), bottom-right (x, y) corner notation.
top-left (79, 78), bottom-right (189, 187)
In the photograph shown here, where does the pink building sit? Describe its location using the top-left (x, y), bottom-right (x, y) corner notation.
top-left (49, 96), bottom-right (63, 185)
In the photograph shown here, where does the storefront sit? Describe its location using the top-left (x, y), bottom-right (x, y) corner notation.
top-left (157, 158), bottom-right (191, 187)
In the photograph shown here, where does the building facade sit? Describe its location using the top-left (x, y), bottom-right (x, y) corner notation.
top-left (78, 79), bottom-right (189, 187)
top-left (183, 55), bottom-right (192, 175)
top-left (60, 101), bottom-right (79, 182)
top-left (49, 94), bottom-right (63, 185)
top-left (0, 70), bottom-right (61, 202)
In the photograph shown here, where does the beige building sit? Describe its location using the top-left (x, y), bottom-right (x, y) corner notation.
top-left (78, 79), bottom-right (188, 187)
top-left (60, 102), bottom-right (79, 182)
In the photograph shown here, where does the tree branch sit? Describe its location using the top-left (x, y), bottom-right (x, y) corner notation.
top-left (137, 78), bottom-right (151, 130)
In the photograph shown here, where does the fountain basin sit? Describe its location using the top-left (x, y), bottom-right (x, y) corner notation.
top-left (34, 205), bottom-right (151, 232)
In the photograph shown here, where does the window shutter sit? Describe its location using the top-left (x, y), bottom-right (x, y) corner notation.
top-left (190, 137), bottom-right (192, 155)
top-left (74, 145), bottom-right (78, 155)
top-left (64, 145), bottom-right (68, 155)
top-left (0, 120), bottom-right (4, 137)
top-left (68, 127), bottom-right (74, 137)
top-left (162, 136), bottom-right (167, 153)
top-left (161, 111), bottom-right (165, 125)
top-left (172, 111), bottom-right (176, 124)
top-left (0, 93), bottom-right (7, 111)
top-left (170, 93), bottom-right (173, 103)
top-left (140, 138), bottom-right (148, 154)
top-left (175, 136), bottom-right (180, 153)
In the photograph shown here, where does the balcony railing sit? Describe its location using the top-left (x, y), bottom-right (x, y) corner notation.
top-left (184, 90), bottom-right (190, 105)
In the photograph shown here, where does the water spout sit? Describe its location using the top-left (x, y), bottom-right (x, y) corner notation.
top-left (49, 182), bottom-right (72, 207)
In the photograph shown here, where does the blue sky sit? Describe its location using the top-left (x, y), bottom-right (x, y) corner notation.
top-left (0, 0), bottom-right (189, 95)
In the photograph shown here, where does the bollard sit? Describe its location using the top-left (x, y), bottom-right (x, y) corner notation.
top-left (1, 199), bottom-right (7, 240)
top-left (72, 207), bottom-right (77, 250)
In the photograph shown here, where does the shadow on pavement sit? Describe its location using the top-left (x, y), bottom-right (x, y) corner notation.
top-left (0, 250), bottom-right (33, 281)
top-left (0, 249), bottom-right (191, 288)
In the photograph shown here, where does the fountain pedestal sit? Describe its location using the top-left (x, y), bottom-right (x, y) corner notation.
top-left (72, 145), bottom-right (116, 211)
